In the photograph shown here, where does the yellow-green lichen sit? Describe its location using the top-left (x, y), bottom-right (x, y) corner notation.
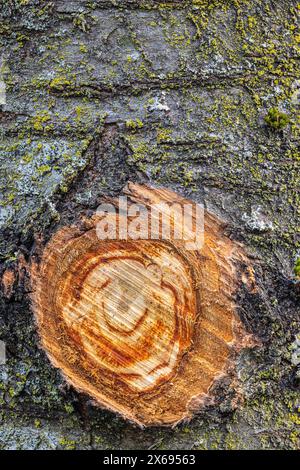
top-left (125, 119), bottom-right (144, 130)
top-left (294, 258), bottom-right (300, 279)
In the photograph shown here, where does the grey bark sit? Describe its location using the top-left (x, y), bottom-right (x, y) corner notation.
top-left (0, 0), bottom-right (299, 449)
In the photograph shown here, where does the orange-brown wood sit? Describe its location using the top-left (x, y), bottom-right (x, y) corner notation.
top-left (31, 183), bottom-right (253, 426)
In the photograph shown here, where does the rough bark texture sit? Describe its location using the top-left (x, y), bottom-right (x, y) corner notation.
top-left (0, 0), bottom-right (299, 449)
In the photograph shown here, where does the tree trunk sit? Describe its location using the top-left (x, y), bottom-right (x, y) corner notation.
top-left (0, 0), bottom-right (299, 449)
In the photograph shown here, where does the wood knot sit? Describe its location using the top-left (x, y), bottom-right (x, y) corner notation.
top-left (31, 183), bottom-right (254, 426)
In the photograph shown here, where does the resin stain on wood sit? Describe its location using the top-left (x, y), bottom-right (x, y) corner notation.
top-left (31, 183), bottom-right (254, 426)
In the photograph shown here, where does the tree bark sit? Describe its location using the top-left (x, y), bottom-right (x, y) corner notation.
top-left (0, 0), bottom-right (299, 449)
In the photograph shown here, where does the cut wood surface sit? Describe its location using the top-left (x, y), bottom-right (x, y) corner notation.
top-left (32, 183), bottom-right (253, 426)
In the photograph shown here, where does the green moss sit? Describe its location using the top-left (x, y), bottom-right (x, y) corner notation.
top-left (294, 258), bottom-right (300, 279)
top-left (264, 108), bottom-right (290, 130)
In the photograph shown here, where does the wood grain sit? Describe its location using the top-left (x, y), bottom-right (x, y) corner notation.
top-left (31, 183), bottom-right (253, 426)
